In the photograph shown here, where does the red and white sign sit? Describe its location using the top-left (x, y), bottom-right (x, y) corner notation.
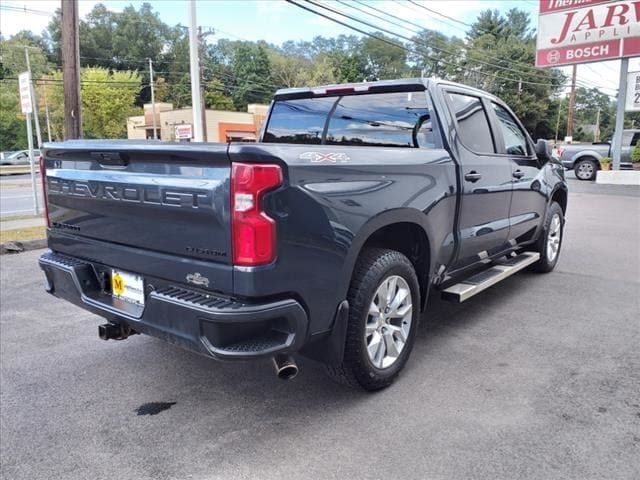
top-left (174, 124), bottom-right (193, 140)
top-left (18, 72), bottom-right (32, 114)
top-left (537, 0), bottom-right (640, 67)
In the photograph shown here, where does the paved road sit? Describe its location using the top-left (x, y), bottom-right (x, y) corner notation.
top-left (0, 174), bottom-right (43, 217)
top-left (1, 186), bottom-right (639, 480)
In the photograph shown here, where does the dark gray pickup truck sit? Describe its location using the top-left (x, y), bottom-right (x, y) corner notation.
top-left (39, 78), bottom-right (568, 390)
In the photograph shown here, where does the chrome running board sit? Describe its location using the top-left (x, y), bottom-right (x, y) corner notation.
top-left (441, 252), bottom-right (540, 303)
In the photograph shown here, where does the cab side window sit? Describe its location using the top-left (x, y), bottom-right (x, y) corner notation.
top-left (492, 103), bottom-right (529, 156)
top-left (447, 92), bottom-right (495, 153)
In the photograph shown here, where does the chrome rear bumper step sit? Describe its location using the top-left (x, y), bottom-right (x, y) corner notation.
top-left (441, 252), bottom-right (540, 303)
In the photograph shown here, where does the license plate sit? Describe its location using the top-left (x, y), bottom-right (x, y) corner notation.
top-left (111, 269), bottom-right (145, 305)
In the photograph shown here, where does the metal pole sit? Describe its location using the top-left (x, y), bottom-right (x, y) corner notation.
top-left (198, 27), bottom-right (208, 142)
top-left (149, 58), bottom-right (158, 139)
top-left (25, 48), bottom-right (43, 148)
top-left (594, 108), bottom-right (600, 143)
top-left (43, 84), bottom-right (52, 142)
top-left (25, 112), bottom-right (39, 215)
top-left (566, 64), bottom-right (577, 140)
top-left (555, 98), bottom-right (563, 146)
top-left (188, 0), bottom-right (203, 142)
top-left (612, 58), bottom-right (628, 171)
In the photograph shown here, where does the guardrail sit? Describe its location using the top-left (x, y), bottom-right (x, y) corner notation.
top-left (0, 165), bottom-right (38, 176)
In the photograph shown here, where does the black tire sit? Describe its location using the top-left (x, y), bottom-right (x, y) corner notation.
top-left (530, 201), bottom-right (564, 273)
top-left (574, 157), bottom-right (598, 181)
top-left (326, 248), bottom-right (420, 391)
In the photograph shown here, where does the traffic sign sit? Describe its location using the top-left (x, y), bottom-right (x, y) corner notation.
top-left (625, 71), bottom-right (640, 111)
top-left (18, 72), bottom-right (32, 114)
top-left (536, 1), bottom-right (640, 68)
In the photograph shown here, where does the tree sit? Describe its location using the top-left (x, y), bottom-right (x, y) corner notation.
top-left (360, 33), bottom-right (407, 80)
top-left (43, 68), bottom-right (141, 139)
top-left (0, 84), bottom-right (28, 151)
top-left (230, 42), bottom-right (272, 110)
top-left (464, 9), bottom-right (565, 135)
top-left (204, 79), bottom-right (234, 110)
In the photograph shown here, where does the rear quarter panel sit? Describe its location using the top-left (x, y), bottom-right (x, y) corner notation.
top-left (229, 143), bottom-right (457, 335)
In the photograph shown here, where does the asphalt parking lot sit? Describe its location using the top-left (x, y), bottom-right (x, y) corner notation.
top-left (1, 179), bottom-right (639, 480)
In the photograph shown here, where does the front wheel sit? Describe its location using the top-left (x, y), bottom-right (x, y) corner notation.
top-left (326, 248), bottom-right (420, 391)
top-left (530, 201), bottom-right (564, 273)
top-left (574, 158), bottom-right (598, 181)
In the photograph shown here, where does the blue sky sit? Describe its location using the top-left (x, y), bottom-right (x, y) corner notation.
top-left (0, 0), bottom-right (629, 95)
top-left (1, 0), bottom-right (538, 44)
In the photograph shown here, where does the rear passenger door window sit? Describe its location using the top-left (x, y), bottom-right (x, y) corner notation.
top-left (491, 103), bottom-right (529, 156)
top-left (327, 92), bottom-right (434, 148)
top-left (447, 92), bottom-right (495, 153)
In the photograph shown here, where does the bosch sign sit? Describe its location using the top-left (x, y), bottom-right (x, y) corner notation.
top-left (536, 0), bottom-right (640, 67)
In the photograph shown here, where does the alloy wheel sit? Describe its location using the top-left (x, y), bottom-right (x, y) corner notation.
top-left (365, 275), bottom-right (413, 369)
top-left (546, 213), bottom-right (561, 262)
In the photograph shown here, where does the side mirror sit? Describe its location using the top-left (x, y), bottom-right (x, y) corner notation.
top-left (535, 139), bottom-right (552, 163)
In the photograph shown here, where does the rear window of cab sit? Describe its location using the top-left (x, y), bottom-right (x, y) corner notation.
top-left (263, 91), bottom-right (437, 148)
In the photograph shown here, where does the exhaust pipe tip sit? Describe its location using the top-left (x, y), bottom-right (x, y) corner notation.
top-left (273, 354), bottom-right (299, 380)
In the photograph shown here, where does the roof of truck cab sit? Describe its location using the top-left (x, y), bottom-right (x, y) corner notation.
top-left (273, 77), bottom-right (498, 101)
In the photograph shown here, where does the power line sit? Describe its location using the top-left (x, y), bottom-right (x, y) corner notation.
top-left (292, 0), bottom-right (558, 88)
top-left (0, 4), bottom-right (53, 17)
top-left (343, 0), bottom-right (551, 83)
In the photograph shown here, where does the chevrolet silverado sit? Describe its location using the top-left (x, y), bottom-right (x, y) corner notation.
top-left (39, 78), bottom-right (567, 390)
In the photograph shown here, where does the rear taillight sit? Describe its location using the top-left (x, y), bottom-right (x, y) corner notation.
top-left (231, 162), bottom-right (283, 266)
top-left (39, 155), bottom-right (50, 227)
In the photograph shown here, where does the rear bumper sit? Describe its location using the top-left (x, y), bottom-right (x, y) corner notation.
top-left (39, 251), bottom-right (308, 360)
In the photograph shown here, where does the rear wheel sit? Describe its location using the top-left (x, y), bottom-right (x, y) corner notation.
top-left (326, 248), bottom-right (420, 391)
top-left (574, 158), bottom-right (598, 181)
top-left (530, 201), bottom-right (564, 273)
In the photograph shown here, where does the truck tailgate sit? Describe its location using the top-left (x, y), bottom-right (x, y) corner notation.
top-left (42, 141), bottom-right (233, 292)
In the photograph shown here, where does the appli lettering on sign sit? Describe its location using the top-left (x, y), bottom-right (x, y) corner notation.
top-left (537, 0), bottom-right (640, 67)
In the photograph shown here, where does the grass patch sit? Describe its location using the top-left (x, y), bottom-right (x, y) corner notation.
top-left (0, 226), bottom-right (46, 243)
top-left (0, 213), bottom-right (40, 222)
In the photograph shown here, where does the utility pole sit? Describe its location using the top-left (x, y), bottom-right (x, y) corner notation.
top-left (555, 97), bottom-right (564, 146)
top-left (188, 0), bottom-right (203, 142)
top-left (43, 86), bottom-right (52, 142)
top-left (594, 107), bottom-right (601, 143)
top-left (566, 64), bottom-right (577, 141)
top-left (148, 58), bottom-right (158, 139)
top-left (198, 27), bottom-right (210, 142)
top-left (25, 48), bottom-right (42, 147)
top-left (61, 0), bottom-right (82, 139)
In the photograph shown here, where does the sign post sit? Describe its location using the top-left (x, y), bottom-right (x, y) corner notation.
top-left (612, 58), bottom-right (629, 170)
top-left (19, 72), bottom-right (39, 215)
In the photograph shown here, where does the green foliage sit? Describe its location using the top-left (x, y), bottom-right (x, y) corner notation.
top-left (600, 156), bottom-right (611, 165)
top-left (0, 82), bottom-right (28, 151)
top-left (43, 68), bottom-right (141, 139)
top-left (0, 2), bottom-right (619, 144)
top-left (229, 42), bottom-right (272, 111)
top-left (632, 141), bottom-right (640, 163)
top-left (204, 79), bottom-right (234, 110)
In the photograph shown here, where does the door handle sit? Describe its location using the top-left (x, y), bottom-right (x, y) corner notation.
top-left (464, 171), bottom-right (482, 183)
top-left (512, 169), bottom-right (525, 179)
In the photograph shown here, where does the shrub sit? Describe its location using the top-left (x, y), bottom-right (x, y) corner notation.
top-left (631, 141), bottom-right (640, 163)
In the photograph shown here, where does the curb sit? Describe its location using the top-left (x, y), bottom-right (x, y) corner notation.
top-left (0, 238), bottom-right (47, 255)
top-left (596, 170), bottom-right (640, 186)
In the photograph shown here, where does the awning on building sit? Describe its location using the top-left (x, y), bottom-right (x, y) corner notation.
top-left (226, 131), bottom-right (257, 141)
